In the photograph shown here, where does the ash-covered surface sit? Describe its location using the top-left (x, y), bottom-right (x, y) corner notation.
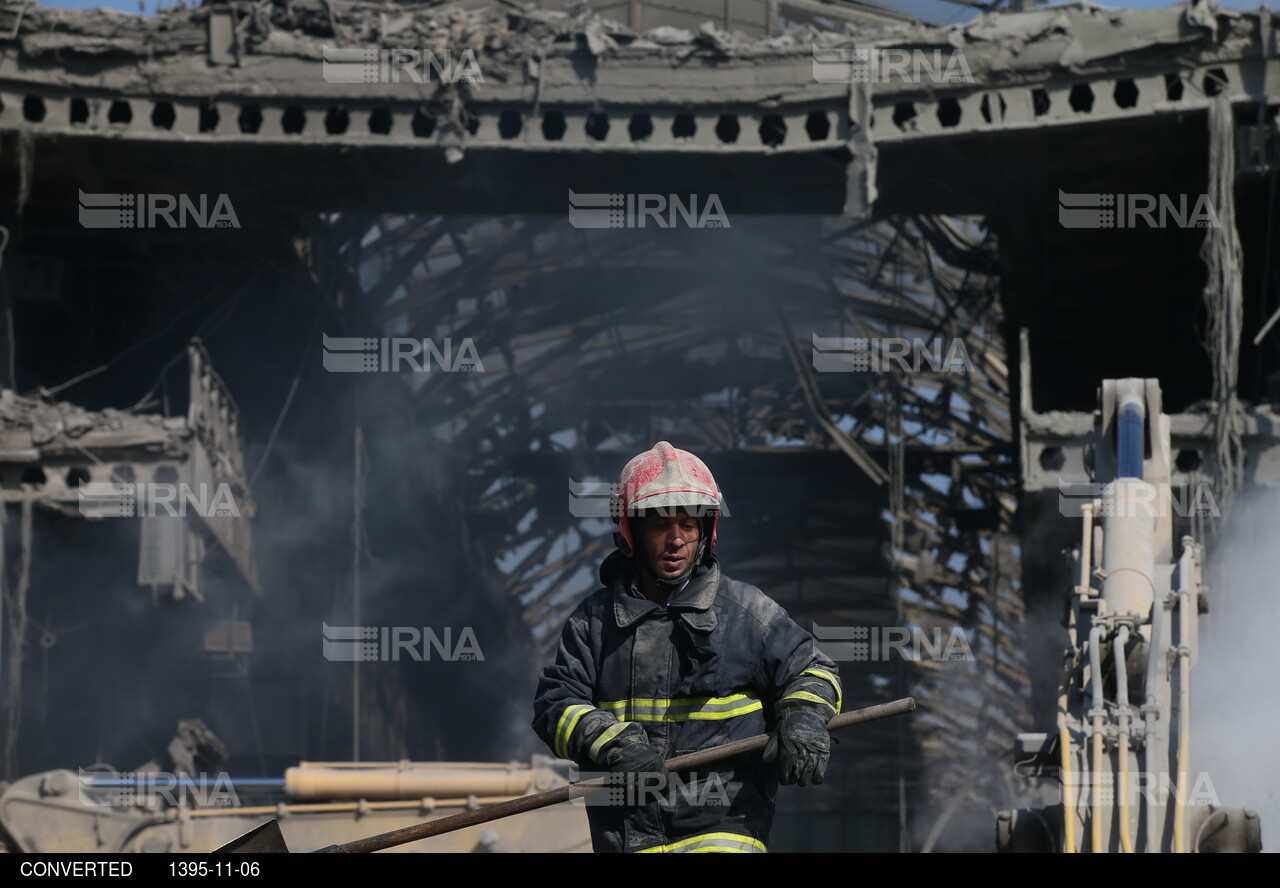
top-left (0, 387), bottom-right (181, 452)
top-left (1, 0), bottom-right (1272, 86)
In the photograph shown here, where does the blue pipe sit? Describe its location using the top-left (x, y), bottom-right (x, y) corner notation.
top-left (85, 776), bottom-right (285, 788)
top-left (1117, 402), bottom-right (1144, 479)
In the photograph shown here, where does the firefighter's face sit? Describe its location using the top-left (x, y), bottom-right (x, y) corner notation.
top-left (639, 511), bottom-right (702, 581)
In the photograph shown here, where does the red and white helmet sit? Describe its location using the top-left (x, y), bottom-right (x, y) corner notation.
top-left (611, 441), bottom-right (723, 559)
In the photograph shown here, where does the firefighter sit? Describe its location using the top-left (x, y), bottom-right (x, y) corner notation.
top-left (532, 442), bottom-right (842, 853)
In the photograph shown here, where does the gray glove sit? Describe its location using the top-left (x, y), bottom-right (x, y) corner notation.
top-left (762, 704), bottom-right (831, 787)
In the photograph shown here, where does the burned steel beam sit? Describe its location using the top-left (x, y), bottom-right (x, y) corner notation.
top-left (1, 3), bottom-right (1276, 217)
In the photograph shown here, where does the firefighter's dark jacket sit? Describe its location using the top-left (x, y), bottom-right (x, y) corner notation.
top-left (532, 550), bottom-right (842, 853)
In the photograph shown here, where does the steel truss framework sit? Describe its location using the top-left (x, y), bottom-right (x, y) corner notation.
top-left (314, 209), bottom-right (1030, 846)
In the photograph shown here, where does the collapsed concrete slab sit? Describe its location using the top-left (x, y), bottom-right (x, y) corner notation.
top-left (1, 1), bottom-right (1276, 215)
top-left (0, 340), bottom-right (258, 597)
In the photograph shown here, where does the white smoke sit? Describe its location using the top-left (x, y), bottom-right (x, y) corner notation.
top-left (1191, 485), bottom-right (1280, 852)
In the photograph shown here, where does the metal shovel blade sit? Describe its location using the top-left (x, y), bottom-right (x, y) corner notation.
top-left (212, 819), bottom-right (290, 853)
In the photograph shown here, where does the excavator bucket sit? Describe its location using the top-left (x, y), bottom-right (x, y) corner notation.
top-left (213, 819), bottom-right (290, 853)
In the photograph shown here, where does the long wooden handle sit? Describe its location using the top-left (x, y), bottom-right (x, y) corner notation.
top-left (665, 697), bottom-right (915, 772)
top-left (322, 697), bottom-right (915, 853)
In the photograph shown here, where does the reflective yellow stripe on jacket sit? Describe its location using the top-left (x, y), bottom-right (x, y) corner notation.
top-left (636, 832), bottom-right (767, 853)
top-left (554, 704), bottom-right (594, 759)
top-left (801, 666), bottom-right (842, 712)
top-left (600, 693), bottom-right (762, 723)
top-left (780, 689), bottom-right (837, 715)
top-left (781, 666), bottom-right (842, 716)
